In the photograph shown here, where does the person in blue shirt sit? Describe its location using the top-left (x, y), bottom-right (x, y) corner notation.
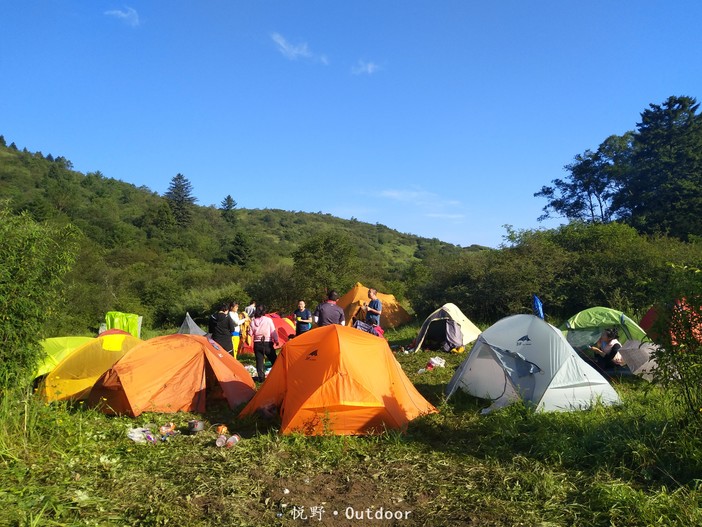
top-left (363, 288), bottom-right (382, 327)
top-left (293, 300), bottom-right (313, 335)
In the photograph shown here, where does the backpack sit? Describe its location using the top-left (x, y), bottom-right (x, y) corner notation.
top-left (352, 319), bottom-right (383, 337)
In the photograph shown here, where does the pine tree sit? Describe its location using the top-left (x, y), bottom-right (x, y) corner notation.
top-left (220, 195), bottom-right (238, 225)
top-left (165, 173), bottom-right (197, 227)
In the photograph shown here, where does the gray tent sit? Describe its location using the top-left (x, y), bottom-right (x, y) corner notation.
top-left (617, 340), bottom-right (658, 381)
top-left (446, 314), bottom-right (621, 413)
top-left (178, 312), bottom-right (207, 336)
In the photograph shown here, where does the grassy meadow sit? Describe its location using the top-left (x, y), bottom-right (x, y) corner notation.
top-left (1, 325), bottom-right (701, 526)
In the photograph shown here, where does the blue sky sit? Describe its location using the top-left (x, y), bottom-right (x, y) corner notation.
top-left (2, 2), bottom-right (701, 248)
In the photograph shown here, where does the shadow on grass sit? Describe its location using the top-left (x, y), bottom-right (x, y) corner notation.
top-left (405, 376), bottom-right (702, 488)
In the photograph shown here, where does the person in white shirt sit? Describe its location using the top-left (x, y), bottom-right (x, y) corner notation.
top-left (228, 302), bottom-right (248, 359)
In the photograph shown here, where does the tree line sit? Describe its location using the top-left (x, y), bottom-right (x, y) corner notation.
top-left (535, 95), bottom-right (702, 241)
top-left (2, 92), bottom-right (702, 338)
top-left (0, 136), bottom-right (463, 336)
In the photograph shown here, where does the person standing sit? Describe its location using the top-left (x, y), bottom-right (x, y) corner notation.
top-left (293, 300), bottom-right (313, 336)
top-left (363, 288), bottom-right (383, 327)
top-left (244, 301), bottom-right (256, 318)
top-left (228, 302), bottom-right (247, 359)
top-left (313, 290), bottom-right (345, 326)
top-left (208, 303), bottom-right (237, 354)
top-left (248, 304), bottom-right (279, 383)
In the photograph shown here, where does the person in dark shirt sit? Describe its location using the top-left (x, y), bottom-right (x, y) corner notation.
top-left (313, 291), bottom-right (345, 326)
top-left (293, 300), bottom-right (313, 335)
top-left (208, 303), bottom-right (237, 354)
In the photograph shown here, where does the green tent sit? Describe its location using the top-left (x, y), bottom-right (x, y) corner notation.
top-left (35, 336), bottom-right (95, 379)
top-left (105, 311), bottom-right (142, 338)
top-left (561, 306), bottom-right (649, 351)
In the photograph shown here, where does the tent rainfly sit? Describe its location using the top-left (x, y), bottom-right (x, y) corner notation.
top-left (42, 333), bottom-right (142, 402)
top-left (239, 324), bottom-right (437, 435)
top-left (35, 336), bottom-right (95, 379)
top-left (446, 314), bottom-right (621, 413)
top-left (89, 334), bottom-right (255, 416)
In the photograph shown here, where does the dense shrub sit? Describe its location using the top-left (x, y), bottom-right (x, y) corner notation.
top-left (0, 205), bottom-right (79, 387)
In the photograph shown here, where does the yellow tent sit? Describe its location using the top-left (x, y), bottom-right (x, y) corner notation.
top-left (35, 336), bottom-right (95, 379)
top-left (412, 303), bottom-right (481, 352)
top-left (337, 282), bottom-right (412, 329)
top-left (42, 333), bottom-right (142, 402)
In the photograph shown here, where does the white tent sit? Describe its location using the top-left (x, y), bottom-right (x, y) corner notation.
top-left (446, 314), bottom-right (621, 413)
top-left (411, 303), bottom-right (481, 352)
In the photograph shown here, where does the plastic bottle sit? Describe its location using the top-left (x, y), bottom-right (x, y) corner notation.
top-left (225, 434), bottom-right (241, 447)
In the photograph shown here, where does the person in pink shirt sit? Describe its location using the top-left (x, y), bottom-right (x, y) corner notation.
top-left (248, 304), bottom-right (279, 383)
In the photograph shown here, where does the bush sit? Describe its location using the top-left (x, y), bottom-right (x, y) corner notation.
top-left (653, 264), bottom-right (702, 423)
top-left (0, 205), bottom-right (79, 387)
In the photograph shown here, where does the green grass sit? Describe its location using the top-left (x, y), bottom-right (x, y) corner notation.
top-left (1, 338), bottom-right (701, 526)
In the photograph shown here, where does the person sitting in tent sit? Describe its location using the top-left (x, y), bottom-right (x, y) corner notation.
top-left (362, 288), bottom-right (383, 327)
top-left (248, 304), bottom-right (279, 383)
top-left (589, 328), bottom-right (625, 369)
top-left (209, 303), bottom-right (237, 354)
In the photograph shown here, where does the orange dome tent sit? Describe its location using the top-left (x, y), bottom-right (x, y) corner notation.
top-left (88, 334), bottom-right (255, 416)
top-left (239, 324), bottom-right (437, 435)
top-left (337, 282), bottom-right (412, 329)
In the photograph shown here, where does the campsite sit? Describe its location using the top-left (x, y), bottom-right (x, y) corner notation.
top-left (3, 313), bottom-right (702, 526)
top-left (3, 92), bottom-right (702, 525)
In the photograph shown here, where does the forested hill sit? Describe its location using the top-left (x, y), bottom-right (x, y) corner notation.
top-left (0, 136), bottom-right (486, 334)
